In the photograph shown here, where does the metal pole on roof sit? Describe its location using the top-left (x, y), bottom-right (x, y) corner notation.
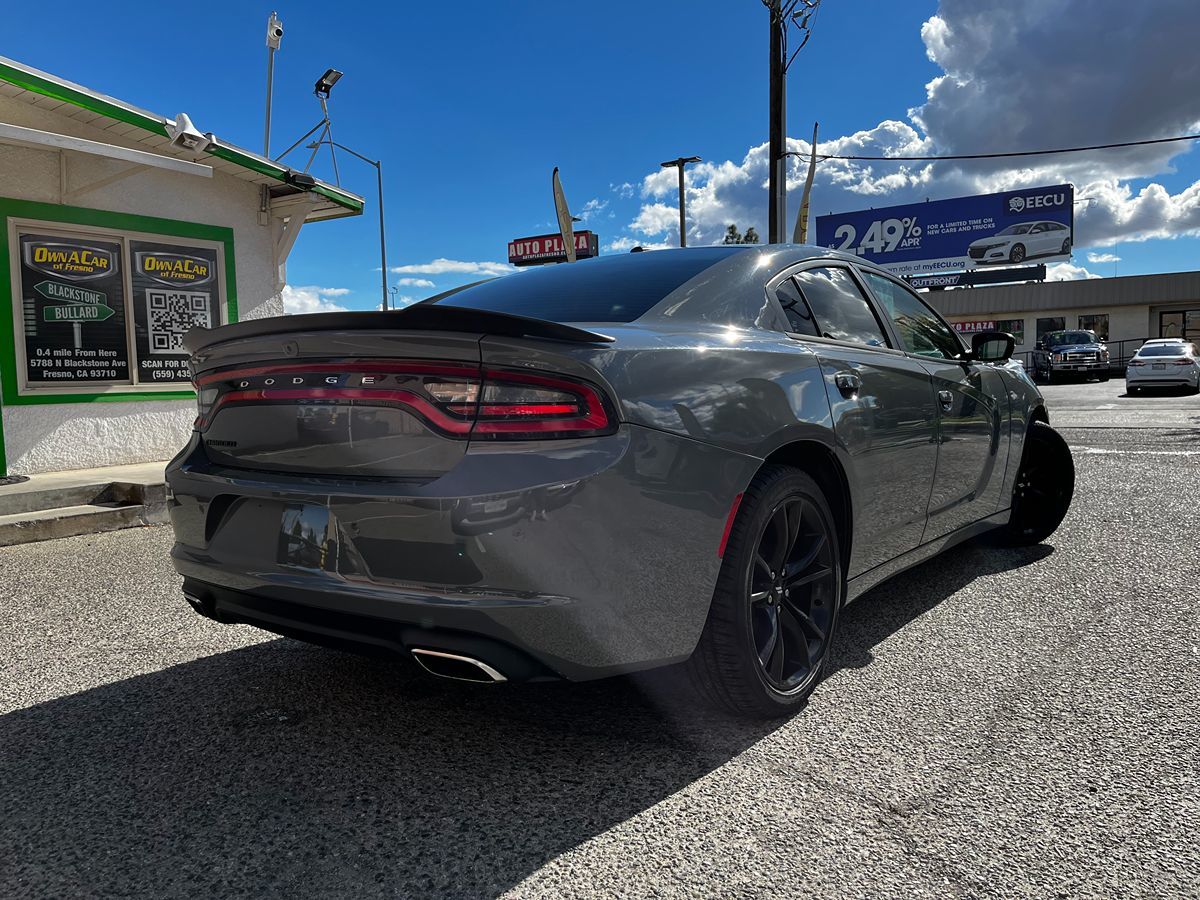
top-left (660, 156), bottom-right (701, 247)
top-left (264, 12), bottom-right (283, 157)
top-left (308, 139), bottom-right (389, 310)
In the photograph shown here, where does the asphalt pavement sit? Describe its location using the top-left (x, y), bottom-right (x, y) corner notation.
top-left (1, 381), bottom-right (1197, 898)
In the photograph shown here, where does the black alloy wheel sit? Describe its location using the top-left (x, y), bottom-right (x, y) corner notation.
top-left (999, 421), bottom-right (1074, 546)
top-left (1010, 243), bottom-right (1027, 263)
top-left (1061, 238), bottom-right (1072, 255)
top-left (748, 496), bottom-right (837, 693)
top-left (686, 466), bottom-right (843, 718)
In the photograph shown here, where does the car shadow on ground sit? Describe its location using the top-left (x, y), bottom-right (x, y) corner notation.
top-left (1, 541), bottom-right (1051, 898)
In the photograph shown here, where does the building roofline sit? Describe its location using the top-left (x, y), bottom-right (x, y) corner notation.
top-left (0, 56), bottom-right (364, 218)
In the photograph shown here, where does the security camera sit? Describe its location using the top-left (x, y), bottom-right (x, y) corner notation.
top-left (167, 113), bottom-right (212, 154)
top-left (266, 12), bottom-right (284, 50)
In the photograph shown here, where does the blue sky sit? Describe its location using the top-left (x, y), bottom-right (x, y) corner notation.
top-left (5, 1), bottom-right (1200, 311)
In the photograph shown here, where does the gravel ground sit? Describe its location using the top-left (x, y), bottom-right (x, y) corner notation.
top-left (1, 425), bottom-right (1197, 898)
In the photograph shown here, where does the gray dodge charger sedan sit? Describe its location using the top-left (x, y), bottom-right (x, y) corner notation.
top-left (168, 245), bottom-right (1074, 717)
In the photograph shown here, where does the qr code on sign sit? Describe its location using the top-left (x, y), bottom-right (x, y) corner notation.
top-left (145, 290), bottom-right (212, 354)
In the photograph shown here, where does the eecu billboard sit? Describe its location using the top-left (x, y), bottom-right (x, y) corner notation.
top-left (815, 184), bottom-right (1073, 277)
top-left (508, 231), bottom-right (599, 266)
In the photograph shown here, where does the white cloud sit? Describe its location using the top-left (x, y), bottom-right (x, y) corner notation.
top-left (395, 277), bottom-right (435, 288)
top-left (1086, 251), bottom-right (1121, 264)
top-left (605, 236), bottom-right (674, 253)
top-left (616, 0), bottom-right (1200, 254)
top-left (281, 285), bottom-right (350, 314)
top-left (611, 181), bottom-right (635, 199)
top-left (390, 258), bottom-right (514, 277)
top-left (579, 197), bottom-right (608, 221)
top-left (1046, 263), bottom-right (1101, 281)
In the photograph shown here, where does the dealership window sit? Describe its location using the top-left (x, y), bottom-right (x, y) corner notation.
top-left (6, 218), bottom-right (231, 398)
top-left (1160, 309), bottom-right (1200, 341)
top-left (1036, 317), bottom-right (1066, 344)
top-left (997, 318), bottom-right (1025, 345)
top-left (1078, 314), bottom-right (1109, 341)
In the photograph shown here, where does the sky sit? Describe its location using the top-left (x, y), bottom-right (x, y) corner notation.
top-left (5, 0), bottom-right (1200, 312)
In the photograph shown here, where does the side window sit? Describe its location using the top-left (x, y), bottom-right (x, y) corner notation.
top-left (861, 272), bottom-right (963, 360)
top-left (772, 278), bottom-right (819, 336)
top-left (793, 266), bottom-right (889, 347)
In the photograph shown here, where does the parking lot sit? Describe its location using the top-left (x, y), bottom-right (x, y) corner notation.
top-left (2, 381), bottom-right (1197, 899)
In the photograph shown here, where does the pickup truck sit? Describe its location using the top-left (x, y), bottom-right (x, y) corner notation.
top-left (1031, 329), bottom-right (1110, 383)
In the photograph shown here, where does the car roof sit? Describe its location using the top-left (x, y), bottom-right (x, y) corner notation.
top-left (1143, 338), bottom-right (1186, 344)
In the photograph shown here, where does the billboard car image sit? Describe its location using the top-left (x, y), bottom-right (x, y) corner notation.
top-left (967, 220), bottom-right (1072, 265)
top-left (816, 184), bottom-right (1074, 277)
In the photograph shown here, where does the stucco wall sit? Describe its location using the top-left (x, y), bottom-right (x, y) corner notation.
top-left (0, 95), bottom-right (284, 474)
top-left (947, 304), bottom-right (1153, 352)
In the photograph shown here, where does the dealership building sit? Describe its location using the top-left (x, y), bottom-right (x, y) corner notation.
top-left (0, 56), bottom-right (362, 477)
top-left (926, 270), bottom-right (1200, 366)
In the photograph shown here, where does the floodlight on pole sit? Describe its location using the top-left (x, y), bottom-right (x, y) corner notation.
top-left (660, 156), bottom-right (701, 247)
top-left (314, 68), bottom-right (343, 98)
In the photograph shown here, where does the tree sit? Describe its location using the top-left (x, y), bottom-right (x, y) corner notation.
top-left (723, 224), bottom-right (760, 244)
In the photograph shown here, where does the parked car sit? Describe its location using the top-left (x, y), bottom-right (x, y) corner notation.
top-left (1030, 329), bottom-right (1110, 382)
top-left (967, 220), bottom-right (1072, 265)
top-left (1126, 339), bottom-right (1200, 394)
top-left (168, 246), bottom-right (1074, 718)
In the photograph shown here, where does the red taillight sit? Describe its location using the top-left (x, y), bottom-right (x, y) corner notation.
top-left (1173, 359), bottom-right (1192, 366)
top-left (1128, 360), bottom-right (1145, 367)
top-left (192, 360), bottom-right (615, 440)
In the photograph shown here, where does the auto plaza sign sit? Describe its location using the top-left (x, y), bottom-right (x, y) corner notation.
top-left (816, 184), bottom-right (1074, 277)
top-left (508, 231), bottom-right (599, 266)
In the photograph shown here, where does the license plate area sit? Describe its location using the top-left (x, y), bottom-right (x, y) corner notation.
top-left (1152, 363), bottom-right (1166, 370)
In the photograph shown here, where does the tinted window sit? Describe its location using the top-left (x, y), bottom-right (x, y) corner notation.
top-left (1045, 331), bottom-right (1095, 347)
top-left (862, 272), bottom-right (962, 359)
top-left (428, 247), bottom-right (744, 323)
top-left (1138, 344), bottom-right (1188, 357)
top-left (1078, 314), bottom-right (1108, 341)
top-left (1036, 318), bottom-right (1066, 342)
top-left (793, 267), bottom-right (889, 347)
top-left (773, 278), bottom-right (818, 336)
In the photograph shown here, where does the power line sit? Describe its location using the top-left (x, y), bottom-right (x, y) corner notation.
top-left (813, 132), bottom-right (1200, 162)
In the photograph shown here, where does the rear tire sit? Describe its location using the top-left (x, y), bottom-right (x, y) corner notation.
top-left (686, 465), bottom-right (842, 718)
top-left (998, 421), bottom-right (1074, 546)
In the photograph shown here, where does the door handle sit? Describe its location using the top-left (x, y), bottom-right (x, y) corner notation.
top-left (937, 389), bottom-right (954, 411)
top-left (835, 371), bottom-right (861, 396)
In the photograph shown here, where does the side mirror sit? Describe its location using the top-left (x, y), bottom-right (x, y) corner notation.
top-left (971, 330), bottom-right (1016, 362)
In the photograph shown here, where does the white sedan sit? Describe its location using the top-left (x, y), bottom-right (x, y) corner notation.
top-left (967, 220), bottom-right (1072, 265)
top-left (1126, 340), bottom-right (1200, 394)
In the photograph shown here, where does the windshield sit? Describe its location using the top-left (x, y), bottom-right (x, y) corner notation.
top-left (996, 224), bottom-right (1032, 236)
top-left (1045, 331), bottom-right (1096, 347)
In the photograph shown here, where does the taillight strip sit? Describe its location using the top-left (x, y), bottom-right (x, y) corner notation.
top-left (200, 387), bottom-right (474, 434)
top-left (196, 360), bottom-right (480, 387)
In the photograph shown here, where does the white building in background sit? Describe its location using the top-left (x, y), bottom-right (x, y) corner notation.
top-left (0, 56), bottom-right (362, 476)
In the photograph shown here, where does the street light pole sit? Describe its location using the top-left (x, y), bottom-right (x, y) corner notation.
top-left (660, 156), bottom-right (702, 247)
top-left (307, 138), bottom-right (389, 310)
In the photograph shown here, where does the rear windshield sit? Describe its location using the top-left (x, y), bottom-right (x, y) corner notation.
top-left (428, 247), bottom-right (745, 323)
top-left (1138, 344), bottom-right (1187, 357)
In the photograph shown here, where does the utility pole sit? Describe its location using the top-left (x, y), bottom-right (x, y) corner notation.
top-left (661, 156), bottom-right (702, 246)
top-left (765, 0), bottom-right (821, 244)
top-left (768, 0), bottom-right (785, 244)
top-left (263, 12), bottom-right (283, 157)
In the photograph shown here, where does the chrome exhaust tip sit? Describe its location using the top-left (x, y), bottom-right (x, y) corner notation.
top-left (411, 648), bottom-right (507, 684)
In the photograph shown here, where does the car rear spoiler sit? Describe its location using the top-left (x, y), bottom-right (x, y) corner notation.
top-left (183, 304), bottom-right (615, 354)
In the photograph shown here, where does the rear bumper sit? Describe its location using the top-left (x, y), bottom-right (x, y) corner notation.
top-left (167, 424), bottom-right (760, 681)
top-left (1126, 369), bottom-right (1199, 386)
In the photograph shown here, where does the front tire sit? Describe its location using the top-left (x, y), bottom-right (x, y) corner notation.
top-left (999, 421), bottom-right (1074, 546)
top-left (686, 466), bottom-right (842, 718)
top-left (1009, 243), bottom-right (1027, 264)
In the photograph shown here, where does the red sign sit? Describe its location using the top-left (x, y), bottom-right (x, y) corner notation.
top-left (508, 231), bottom-right (599, 266)
top-left (952, 320), bottom-right (996, 333)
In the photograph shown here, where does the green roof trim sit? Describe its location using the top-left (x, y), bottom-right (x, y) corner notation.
top-left (0, 57), bottom-right (363, 215)
top-left (0, 60), bottom-right (169, 138)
